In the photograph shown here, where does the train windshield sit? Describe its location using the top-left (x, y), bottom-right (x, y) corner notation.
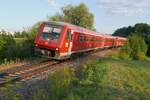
top-left (41, 25), bottom-right (62, 41)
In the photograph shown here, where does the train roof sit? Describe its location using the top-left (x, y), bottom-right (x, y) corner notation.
top-left (44, 21), bottom-right (73, 27)
top-left (43, 21), bottom-right (127, 40)
top-left (43, 21), bottom-right (103, 35)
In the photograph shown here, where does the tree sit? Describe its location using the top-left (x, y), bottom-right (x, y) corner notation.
top-left (113, 23), bottom-right (150, 56)
top-left (113, 23), bottom-right (150, 38)
top-left (26, 22), bottom-right (42, 39)
top-left (113, 26), bottom-right (134, 37)
top-left (50, 14), bottom-right (64, 22)
top-left (49, 3), bottom-right (94, 30)
top-left (134, 23), bottom-right (150, 38)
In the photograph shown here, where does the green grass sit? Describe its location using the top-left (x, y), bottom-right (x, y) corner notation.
top-left (97, 58), bottom-right (150, 100)
top-left (61, 58), bottom-right (150, 100)
top-left (36, 57), bottom-right (150, 100)
top-left (2, 57), bottom-right (150, 100)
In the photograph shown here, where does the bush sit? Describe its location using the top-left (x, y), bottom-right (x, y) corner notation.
top-left (0, 32), bottom-right (15, 60)
top-left (13, 38), bottom-right (34, 59)
top-left (78, 61), bottom-right (107, 88)
top-left (129, 34), bottom-right (148, 60)
top-left (119, 34), bottom-right (148, 60)
top-left (113, 23), bottom-right (150, 57)
top-left (48, 67), bottom-right (75, 100)
top-left (45, 61), bottom-right (107, 100)
top-left (0, 28), bottom-right (37, 63)
top-left (2, 58), bottom-right (150, 100)
top-left (119, 42), bottom-right (131, 60)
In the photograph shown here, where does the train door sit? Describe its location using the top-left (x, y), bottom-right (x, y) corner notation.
top-left (66, 29), bottom-right (74, 56)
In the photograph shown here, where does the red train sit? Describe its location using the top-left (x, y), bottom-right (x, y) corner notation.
top-left (34, 21), bottom-right (127, 60)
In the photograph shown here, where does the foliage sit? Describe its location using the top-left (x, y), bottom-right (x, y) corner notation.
top-left (13, 31), bottom-right (28, 38)
top-left (113, 26), bottom-right (134, 37)
top-left (0, 32), bottom-right (15, 60)
top-left (2, 85), bottom-right (22, 100)
top-left (78, 61), bottom-right (107, 88)
top-left (28, 57), bottom-right (150, 100)
top-left (113, 23), bottom-right (150, 56)
top-left (119, 34), bottom-right (148, 60)
top-left (129, 34), bottom-right (148, 60)
top-left (0, 25), bottom-right (39, 63)
top-left (48, 67), bottom-right (76, 100)
top-left (134, 23), bottom-right (150, 56)
top-left (2, 57), bottom-right (150, 100)
top-left (50, 13), bottom-right (64, 22)
top-left (113, 23), bottom-right (150, 38)
top-left (26, 22), bottom-right (41, 40)
top-left (49, 3), bottom-right (94, 30)
top-left (69, 58), bottom-right (150, 100)
top-left (134, 23), bottom-right (150, 38)
top-left (31, 88), bottom-right (50, 100)
top-left (119, 42), bottom-right (131, 60)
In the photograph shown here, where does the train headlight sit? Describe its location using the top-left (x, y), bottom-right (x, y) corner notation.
top-left (35, 44), bottom-right (38, 47)
top-left (56, 48), bottom-right (59, 51)
top-left (65, 42), bottom-right (69, 47)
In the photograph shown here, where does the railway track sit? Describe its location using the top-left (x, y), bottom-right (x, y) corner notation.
top-left (0, 59), bottom-right (62, 86)
top-left (0, 48), bottom-right (117, 86)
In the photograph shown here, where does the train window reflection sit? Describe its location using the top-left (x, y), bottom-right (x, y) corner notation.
top-left (41, 25), bottom-right (62, 40)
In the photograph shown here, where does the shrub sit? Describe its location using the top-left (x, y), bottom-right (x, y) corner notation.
top-left (48, 67), bottom-right (75, 100)
top-left (119, 42), bottom-right (131, 60)
top-left (0, 29), bottom-right (37, 63)
top-left (0, 32), bottom-right (15, 60)
top-left (129, 34), bottom-right (148, 60)
top-left (119, 34), bottom-right (148, 60)
top-left (2, 58), bottom-right (150, 100)
top-left (78, 61), bottom-right (107, 88)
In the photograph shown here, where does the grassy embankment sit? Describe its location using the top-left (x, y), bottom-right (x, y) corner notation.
top-left (2, 53), bottom-right (150, 100)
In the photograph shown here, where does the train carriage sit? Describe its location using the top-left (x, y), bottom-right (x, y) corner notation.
top-left (34, 21), bottom-right (127, 60)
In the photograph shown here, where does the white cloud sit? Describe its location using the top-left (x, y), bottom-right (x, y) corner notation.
top-left (94, 0), bottom-right (150, 15)
top-left (47, 0), bottom-right (55, 4)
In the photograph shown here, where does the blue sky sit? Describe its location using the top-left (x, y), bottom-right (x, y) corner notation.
top-left (0, 0), bottom-right (150, 34)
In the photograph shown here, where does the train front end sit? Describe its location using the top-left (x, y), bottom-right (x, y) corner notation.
top-left (34, 22), bottom-right (63, 59)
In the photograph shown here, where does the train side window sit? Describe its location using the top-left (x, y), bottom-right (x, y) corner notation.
top-left (91, 37), bottom-right (95, 41)
top-left (66, 29), bottom-right (71, 40)
top-left (71, 34), bottom-right (73, 41)
top-left (83, 35), bottom-right (86, 41)
top-left (79, 35), bottom-right (84, 42)
top-left (77, 34), bottom-right (80, 41)
top-left (86, 36), bottom-right (89, 41)
top-left (84, 36), bottom-right (86, 41)
top-left (85, 36), bottom-right (89, 41)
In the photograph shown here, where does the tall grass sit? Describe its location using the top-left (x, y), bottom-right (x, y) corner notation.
top-left (32, 57), bottom-right (150, 100)
top-left (2, 57), bottom-right (150, 100)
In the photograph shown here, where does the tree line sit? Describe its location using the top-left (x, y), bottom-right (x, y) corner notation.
top-left (113, 23), bottom-right (150, 57)
top-left (0, 29), bottom-right (36, 63)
